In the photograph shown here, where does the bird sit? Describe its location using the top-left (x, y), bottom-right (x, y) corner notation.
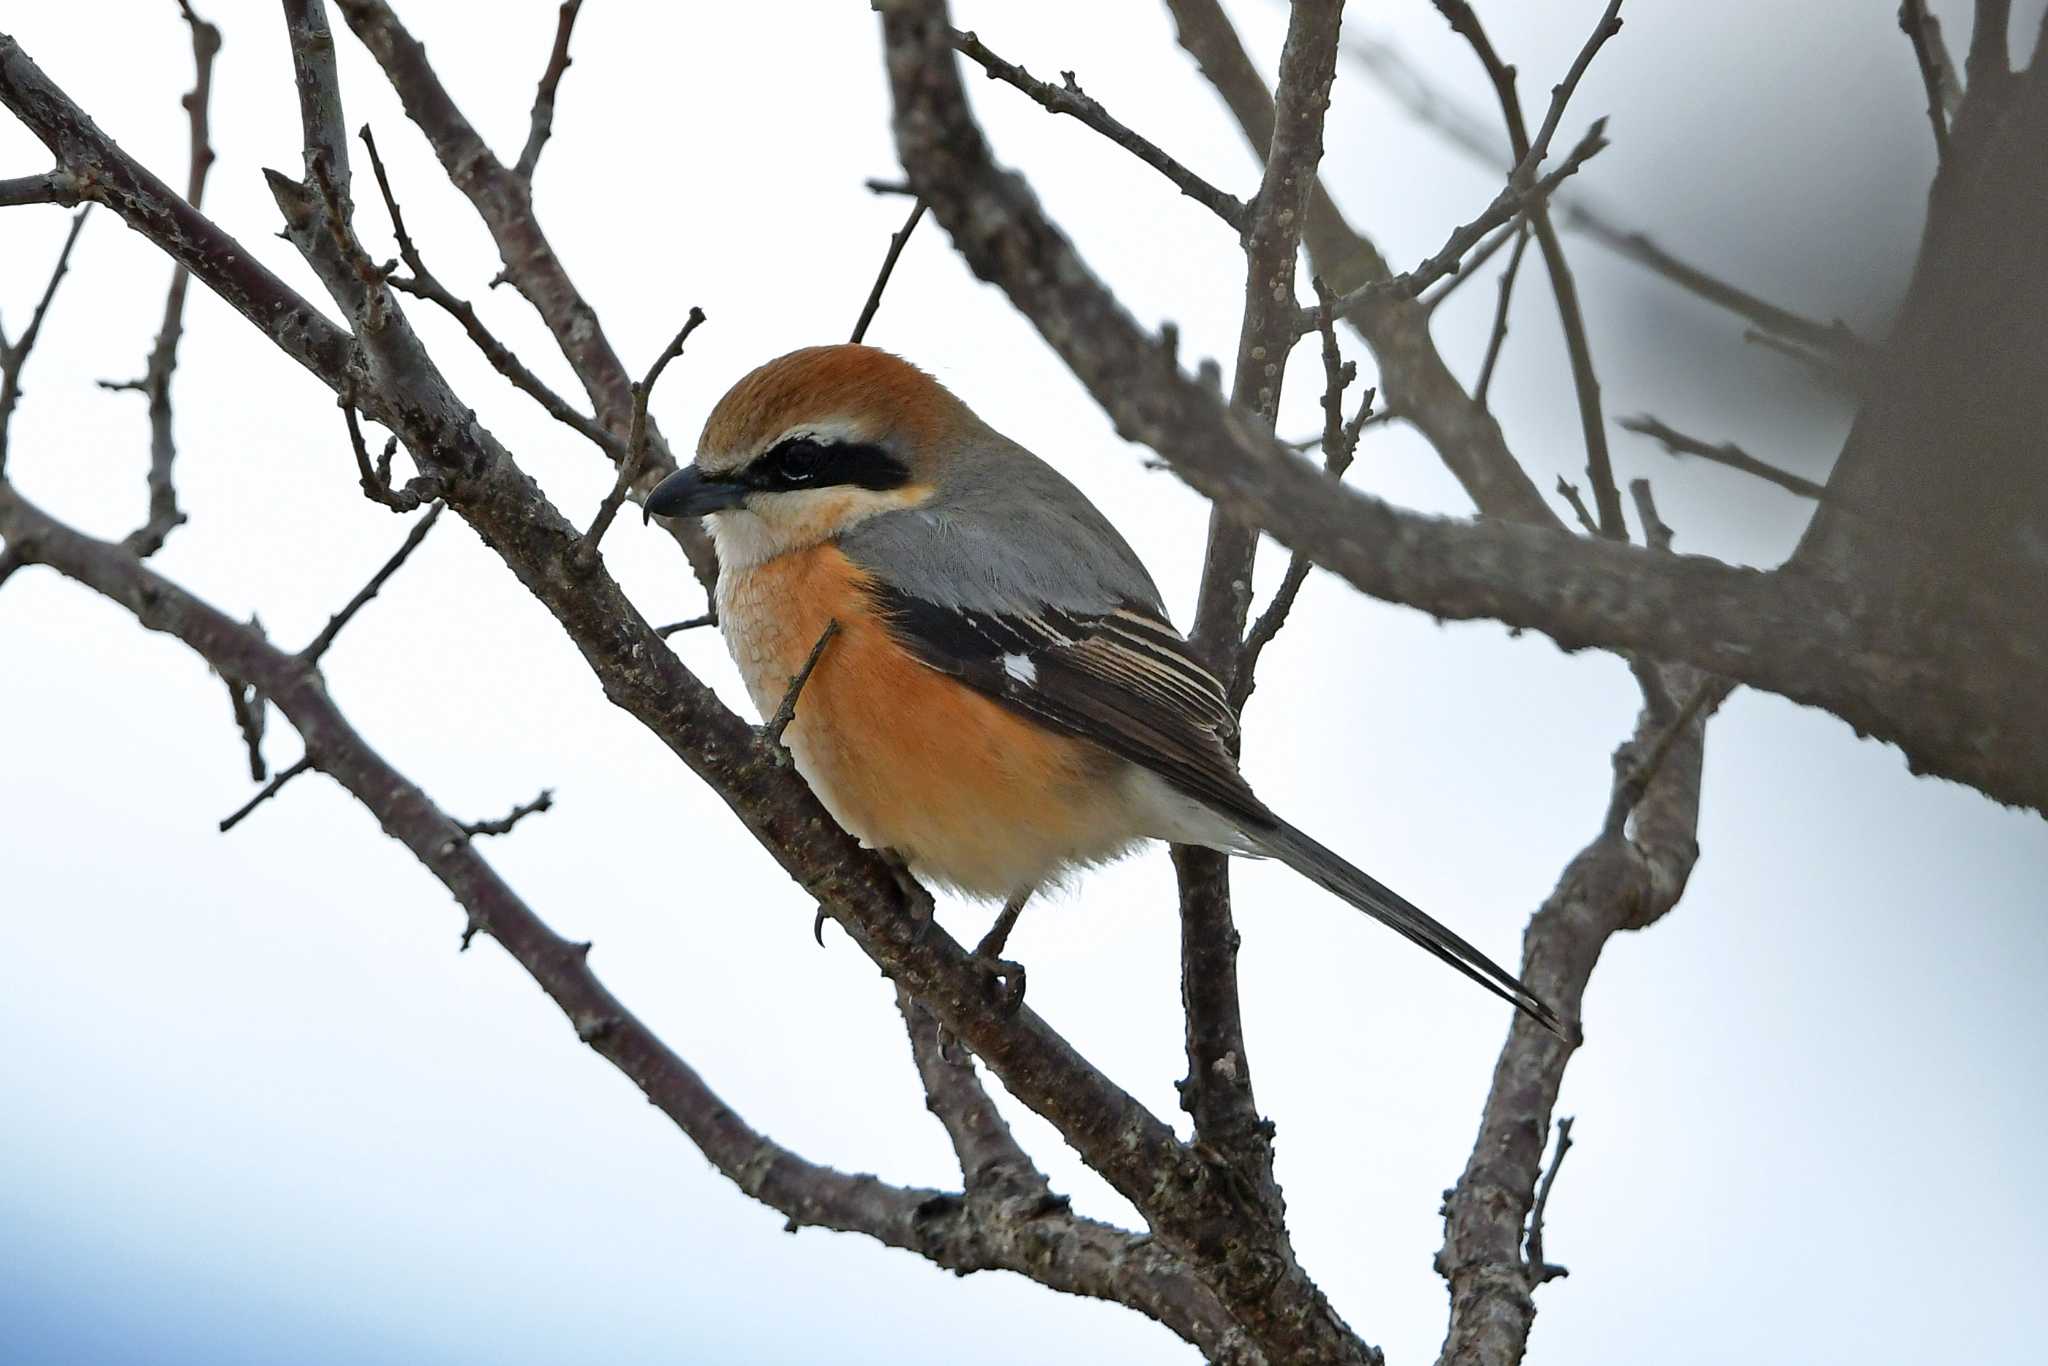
top-left (644, 344), bottom-right (1560, 1033)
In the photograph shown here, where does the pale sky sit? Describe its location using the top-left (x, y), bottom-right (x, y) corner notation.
top-left (3, 2), bottom-right (2044, 1363)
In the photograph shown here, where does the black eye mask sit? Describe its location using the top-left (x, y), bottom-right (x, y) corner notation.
top-left (746, 436), bottom-right (911, 493)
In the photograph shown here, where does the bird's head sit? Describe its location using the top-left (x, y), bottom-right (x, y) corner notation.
top-left (645, 345), bottom-right (965, 570)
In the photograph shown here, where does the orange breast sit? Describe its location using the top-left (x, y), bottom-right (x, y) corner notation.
top-left (717, 543), bottom-right (1140, 899)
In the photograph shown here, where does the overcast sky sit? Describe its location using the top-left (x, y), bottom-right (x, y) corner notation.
top-left (4, 2), bottom-right (2044, 1363)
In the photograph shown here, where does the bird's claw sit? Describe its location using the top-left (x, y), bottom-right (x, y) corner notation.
top-left (969, 952), bottom-right (1027, 1016)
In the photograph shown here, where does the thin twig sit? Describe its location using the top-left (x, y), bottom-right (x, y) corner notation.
top-left (461, 788), bottom-right (555, 838)
top-left (299, 502), bottom-right (444, 669)
top-left (850, 197), bottom-right (927, 344)
top-left (1605, 675), bottom-right (1733, 835)
top-left (1317, 118), bottom-right (1607, 322)
top-left (1555, 478), bottom-right (1599, 536)
top-left (340, 387), bottom-right (428, 511)
top-left (0, 209), bottom-right (89, 476)
top-left (1900, 0), bottom-right (1952, 160)
top-left (762, 619), bottom-right (840, 761)
top-left (1235, 282), bottom-right (1370, 705)
top-left (224, 672), bottom-right (268, 781)
top-left (218, 755), bottom-right (313, 832)
top-left (1618, 414), bottom-right (1827, 501)
top-left (514, 0), bottom-right (582, 181)
top-left (358, 124), bottom-right (624, 463)
top-left (116, 1), bottom-right (219, 557)
top-left (655, 611), bottom-right (718, 637)
top-left (1433, 0), bottom-right (1629, 540)
top-left (1417, 215), bottom-right (1519, 312)
top-left (1628, 477), bottom-right (1673, 552)
top-left (949, 28), bottom-right (1249, 229)
top-left (578, 308), bottom-right (706, 567)
top-left (1474, 221), bottom-right (1533, 407)
top-left (1524, 1115), bottom-right (1575, 1284)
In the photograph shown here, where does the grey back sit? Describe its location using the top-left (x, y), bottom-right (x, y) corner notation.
top-left (840, 421), bottom-right (1166, 618)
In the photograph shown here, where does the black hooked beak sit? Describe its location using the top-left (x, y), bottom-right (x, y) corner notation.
top-left (644, 465), bottom-right (748, 523)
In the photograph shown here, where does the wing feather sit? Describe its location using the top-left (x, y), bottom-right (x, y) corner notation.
top-left (864, 583), bottom-right (1274, 832)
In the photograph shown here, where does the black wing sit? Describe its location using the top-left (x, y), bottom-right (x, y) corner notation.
top-left (865, 583), bottom-right (1277, 835)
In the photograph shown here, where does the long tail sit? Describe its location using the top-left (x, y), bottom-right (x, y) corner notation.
top-left (1250, 819), bottom-right (1567, 1037)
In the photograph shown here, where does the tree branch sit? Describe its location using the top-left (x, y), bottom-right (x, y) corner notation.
top-left (850, 196), bottom-right (927, 345)
top-left (1164, 0), bottom-right (1557, 527)
top-left (877, 0), bottom-right (2048, 815)
top-left (1430, 0), bottom-right (1628, 539)
top-left (112, 1), bottom-right (219, 557)
top-left (331, 0), bottom-right (717, 593)
top-left (1901, 0), bottom-right (1953, 159)
top-left (514, 0), bottom-right (581, 181)
top-left (298, 500), bottom-right (443, 669)
top-left (579, 307), bottom-right (705, 567)
top-left (948, 27), bottom-right (1248, 230)
top-left (1618, 414), bottom-right (1827, 501)
top-left (0, 207), bottom-right (88, 477)
top-left (0, 478), bottom-right (1257, 1360)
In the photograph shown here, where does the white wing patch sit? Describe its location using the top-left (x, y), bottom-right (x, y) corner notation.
top-left (1002, 652), bottom-right (1038, 686)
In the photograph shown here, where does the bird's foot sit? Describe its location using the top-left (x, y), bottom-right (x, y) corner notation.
top-left (876, 847), bottom-right (936, 942)
top-left (969, 952), bottom-right (1027, 1017)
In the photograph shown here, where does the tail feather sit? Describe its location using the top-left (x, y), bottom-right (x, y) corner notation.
top-left (1251, 820), bottom-right (1566, 1038)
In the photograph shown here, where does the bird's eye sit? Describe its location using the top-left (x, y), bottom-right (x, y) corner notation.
top-left (769, 438), bottom-right (829, 484)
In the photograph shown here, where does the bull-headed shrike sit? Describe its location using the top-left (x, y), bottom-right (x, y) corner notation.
top-left (647, 344), bottom-right (1559, 1032)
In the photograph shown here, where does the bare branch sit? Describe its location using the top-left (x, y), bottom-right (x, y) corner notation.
top-left (1317, 118), bottom-right (1607, 322)
top-left (1166, 0), bottom-right (1556, 527)
top-left (1417, 216), bottom-right (1519, 312)
top-left (340, 389), bottom-right (428, 511)
top-left (1554, 478), bottom-right (1599, 536)
top-left (359, 123), bottom-right (622, 462)
top-left (1523, 1115), bottom-right (1575, 1285)
top-left (1900, 0), bottom-right (1952, 160)
top-left (117, 2), bottom-right (219, 557)
top-left (0, 208), bottom-right (88, 476)
top-left (1966, 0), bottom-right (2011, 85)
top-left (1618, 414), bottom-right (1827, 501)
top-left (762, 619), bottom-right (840, 760)
top-left (881, 0), bottom-right (2048, 812)
top-left (332, 0), bottom-right (718, 594)
top-left (0, 483), bottom-right (1261, 1359)
top-left (949, 28), bottom-right (1248, 230)
top-left (850, 196), bottom-right (927, 344)
top-left (579, 308), bottom-right (706, 567)
top-left (0, 169), bottom-right (79, 207)
top-left (1473, 221), bottom-right (1532, 408)
top-left (461, 788), bottom-right (555, 839)
top-left (514, 0), bottom-right (582, 181)
top-left (898, 989), bottom-right (1046, 1197)
top-left (1235, 281), bottom-right (1369, 706)
top-left (299, 501), bottom-right (444, 669)
top-left (1345, 33), bottom-right (1872, 368)
top-left (1430, 0), bottom-right (1628, 540)
top-left (655, 611), bottom-right (717, 637)
top-left (219, 755), bottom-right (313, 832)
top-left (224, 671), bottom-right (268, 781)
